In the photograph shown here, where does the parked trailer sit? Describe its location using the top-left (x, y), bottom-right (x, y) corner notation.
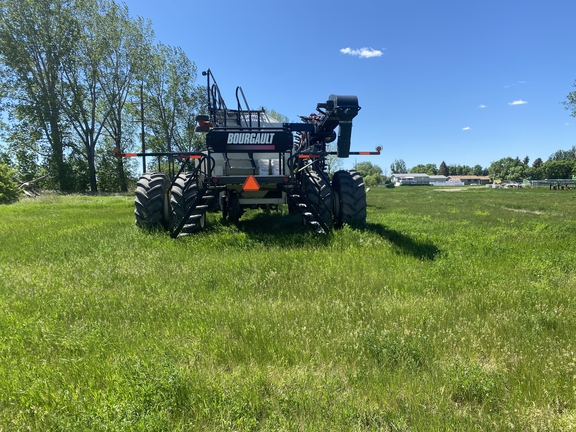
top-left (116, 69), bottom-right (381, 237)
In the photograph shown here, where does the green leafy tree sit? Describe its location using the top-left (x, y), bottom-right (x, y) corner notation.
top-left (144, 43), bottom-right (202, 159)
top-left (0, 118), bottom-right (45, 182)
top-left (95, 140), bottom-right (137, 192)
top-left (563, 81), bottom-right (576, 117)
top-left (0, 147), bottom-right (9, 166)
top-left (264, 108), bottom-right (291, 124)
top-left (0, 0), bottom-right (79, 191)
top-left (425, 163), bottom-right (438, 175)
top-left (99, 4), bottom-right (154, 191)
top-left (410, 163), bottom-right (437, 175)
top-left (56, 0), bottom-right (119, 192)
top-left (539, 160), bottom-right (575, 179)
top-left (548, 145), bottom-right (576, 161)
top-left (409, 164), bottom-right (425, 174)
top-left (390, 159), bottom-right (407, 174)
top-left (363, 174), bottom-right (382, 187)
top-left (55, 0), bottom-right (159, 192)
top-left (473, 164), bottom-right (483, 176)
top-left (354, 161), bottom-right (382, 177)
top-left (448, 164), bottom-right (474, 176)
top-left (1, 0), bottom-right (190, 191)
top-left (0, 162), bottom-right (20, 204)
top-left (354, 161), bottom-right (383, 186)
top-left (488, 157), bottom-right (527, 181)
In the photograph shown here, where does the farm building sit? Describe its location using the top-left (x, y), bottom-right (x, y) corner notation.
top-left (449, 175), bottom-right (491, 185)
top-left (391, 173), bottom-right (490, 186)
top-left (429, 175), bottom-right (448, 184)
top-left (391, 173), bottom-right (431, 186)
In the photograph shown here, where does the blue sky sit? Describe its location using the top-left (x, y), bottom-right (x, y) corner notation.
top-left (122, 0), bottom-right (576, 173)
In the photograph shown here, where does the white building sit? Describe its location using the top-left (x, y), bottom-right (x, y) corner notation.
top-left (391, 173), bottom-right (431, 186)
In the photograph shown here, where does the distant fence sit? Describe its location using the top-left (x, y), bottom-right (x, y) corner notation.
top-left (527, 179), bottom-right (576, 187)
top-left (394, 180), bottom-right (431, 186)
top-left (430, 181), bottom-right (465, 187)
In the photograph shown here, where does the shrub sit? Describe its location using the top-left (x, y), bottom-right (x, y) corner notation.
top-left (0, 163), bottom-right (21, 204)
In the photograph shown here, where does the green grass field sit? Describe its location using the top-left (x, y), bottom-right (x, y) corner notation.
top-left (1, 186), bottom-right (575, 430)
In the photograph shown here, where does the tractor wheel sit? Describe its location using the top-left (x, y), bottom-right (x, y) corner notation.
top-left (228, 194), bottom-right (242, 223)
top-left (134, 172), bottom-right (171, 230)
top-left (332, 169), bottom-right (367, 228)
top-left (303, 170), bottom-right (333, 229)
top-left (171, 172), bottom-right (206, 233)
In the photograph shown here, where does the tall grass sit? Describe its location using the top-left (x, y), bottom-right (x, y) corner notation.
top-left (0, 187), bottom-right (575, 430)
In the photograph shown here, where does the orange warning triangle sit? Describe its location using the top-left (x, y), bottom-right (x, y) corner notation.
top-left (243, 175), bottom-right (260, 191)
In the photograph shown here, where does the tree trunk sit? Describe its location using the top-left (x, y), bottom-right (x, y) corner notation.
top-left (87, 142), bottom-right (97, 193)
top-left (115, 132), bottom-right (128, 192)
top-left (48, 114), bottom-right (72, 192)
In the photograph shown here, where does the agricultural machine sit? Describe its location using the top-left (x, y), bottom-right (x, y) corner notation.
top-left (116, 69), bottom-right (380, 237)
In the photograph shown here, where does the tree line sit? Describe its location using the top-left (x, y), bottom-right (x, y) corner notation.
top-left (391, 146), bottom-right (576, 181)
top-left (351, 144), bottom-right (576, 188)
top-left (0, 0), bottom-right (204, 193)
top-left (400, 146), bottom-right (576, 181)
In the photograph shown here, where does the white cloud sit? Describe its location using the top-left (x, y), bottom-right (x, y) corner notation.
top-left (504, 81), bottom-right (526, 88)
top-left (479, 104), bottom-right (487, 108)
top-left (462, 127), bottom-right (471, 131)
top-left (509, 100), bottom-right (528, 105)
top-left (340, 47), bottom-right (384, 58)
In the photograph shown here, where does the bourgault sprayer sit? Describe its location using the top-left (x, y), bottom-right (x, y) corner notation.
top-left (116, 69), bottom-right (381, 238)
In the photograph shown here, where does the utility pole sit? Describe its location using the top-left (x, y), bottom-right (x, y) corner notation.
top-left (140, 84), bottom-right (146, 172)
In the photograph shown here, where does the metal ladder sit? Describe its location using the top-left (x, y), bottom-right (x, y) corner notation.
top-left (286, 182), bottom-right (330, 234)
top-left (171, 182), bottom-right (215, 238)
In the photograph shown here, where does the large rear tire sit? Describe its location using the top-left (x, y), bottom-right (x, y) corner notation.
top-left (332, 169), bottom-right (367, 228)
top-left (303, 170), bottom-right (333, 229)
top-left (171, 172), bottom-right (206, 233)
top-left (134, 172), bottom-right (171, 230)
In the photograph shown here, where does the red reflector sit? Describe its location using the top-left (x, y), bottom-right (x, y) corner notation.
top-left (178, 155), bottom-right (202, 159)
top-left (243, 175), bottom-right (260, 191)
